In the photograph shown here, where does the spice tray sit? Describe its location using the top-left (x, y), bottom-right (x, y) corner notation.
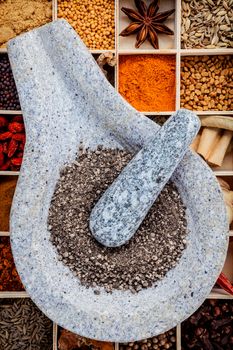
top-left (0, 0), bottom-right (233, 349)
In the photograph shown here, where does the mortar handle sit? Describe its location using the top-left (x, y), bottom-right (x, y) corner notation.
top-left (90, 109), bottom-right (200, 247)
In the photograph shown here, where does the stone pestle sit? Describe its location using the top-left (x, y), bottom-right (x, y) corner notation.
top-left (90, 110), bottom-right (200, 247)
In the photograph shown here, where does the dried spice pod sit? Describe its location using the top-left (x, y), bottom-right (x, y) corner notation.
top-left (120, 0), bottom-right (175, 49)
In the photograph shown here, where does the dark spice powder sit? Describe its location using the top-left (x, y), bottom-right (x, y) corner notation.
top-left (0, 237), bottom-right (24, 291)
top-left (48, 147), bottom-right (187, 293)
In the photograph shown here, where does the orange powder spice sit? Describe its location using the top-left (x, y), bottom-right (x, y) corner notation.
top-left (119, 55), bottom-right (176, 112)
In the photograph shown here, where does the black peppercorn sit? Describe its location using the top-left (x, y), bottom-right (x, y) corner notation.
top-left (0, 54), bottom-right (20, 110)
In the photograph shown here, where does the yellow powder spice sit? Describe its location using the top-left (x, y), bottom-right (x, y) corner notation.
top-left (119, 55), bottom-right (176, 112)
top-left (0, 0), bottom-right (52, 48)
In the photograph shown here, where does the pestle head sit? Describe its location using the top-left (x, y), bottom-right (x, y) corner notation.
top-left (90, 109), bottom-right (200, 247)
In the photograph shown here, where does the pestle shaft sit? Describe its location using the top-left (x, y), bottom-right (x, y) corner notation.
top-left (90, 109), bottom-right (200, 247)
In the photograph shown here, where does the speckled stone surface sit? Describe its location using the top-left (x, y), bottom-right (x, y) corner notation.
top-left (8, 20), bottom-right (229, 342)
top-left (90, 111), bottom-right (200, 247)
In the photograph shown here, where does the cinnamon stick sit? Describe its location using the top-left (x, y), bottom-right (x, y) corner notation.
top-left (197, 127), bottom-right (222, 160)
top-left (208, 130), bottom-right (233, 167)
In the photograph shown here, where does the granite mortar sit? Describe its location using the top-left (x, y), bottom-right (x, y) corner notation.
top-left (48, 147), bottom-right (187, 293)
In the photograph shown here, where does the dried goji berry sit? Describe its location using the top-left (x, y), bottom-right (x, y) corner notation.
top-left (16, 151), bottom-right (23, 158)
top-left (0, 152), bottom-right (4, 167)
top-left (12, 116), bottom-right (23, 123)
top-left (0, 132), bottom-right (12, 140)
top-left (0, 160), bottom-right (11, 170)
top-left (2, 141), bottom-right (8, 153)
top-left (8, 139), bottom-right (18, 158)
top-left (1, 162), bottom-right (10, 170)
top-left (0, 144), bottom-right (3, 153)
top-left (11, 157), bottom-right (22, 166)
top-left (12, 133), bottom-right (26, 142)
top-left (0, 116), bottom-right (8, 129)
top-left (8, 122), bottom-right (24, 133)
top-left (18, 143), bottom-right (25, 151)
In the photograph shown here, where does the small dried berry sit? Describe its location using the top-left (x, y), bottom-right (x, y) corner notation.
top-left (0, 131), bottom-right (13, 140)
top-left (8, 122), bottom-right (24, 133)
top-left (7, 139), bottom-right (18, 158)
top-left (11, 157), bottom-right (22, 166)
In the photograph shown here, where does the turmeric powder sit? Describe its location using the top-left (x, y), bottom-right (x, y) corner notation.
top-left (119, 55), bottom-right (176, 112)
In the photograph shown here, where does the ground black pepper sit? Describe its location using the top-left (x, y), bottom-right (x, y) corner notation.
top-left (0, 54), bottom-right (20, 110)
top-left (48, 147), bottom-right (187, 293)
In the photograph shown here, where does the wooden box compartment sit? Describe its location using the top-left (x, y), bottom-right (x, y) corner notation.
top-left (0, 1), bottom-right (232, 349)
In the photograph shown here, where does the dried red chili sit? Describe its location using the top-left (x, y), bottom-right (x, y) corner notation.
top-left (0, 237), bottom-right (24, 291)
top-left (217, 272), bottom-right (233, 295)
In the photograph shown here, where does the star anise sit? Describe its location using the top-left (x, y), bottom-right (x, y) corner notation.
top-left (120, 0), bottom-right (175, 49)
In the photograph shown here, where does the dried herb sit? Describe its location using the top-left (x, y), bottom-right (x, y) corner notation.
top-left (120, 0), bottom-right (175, 49)
top-left (0, 237), bottom-right (24, 291)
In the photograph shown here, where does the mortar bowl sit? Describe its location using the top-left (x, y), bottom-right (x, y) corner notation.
top-left (8, 20), bottom-right (229, 342)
